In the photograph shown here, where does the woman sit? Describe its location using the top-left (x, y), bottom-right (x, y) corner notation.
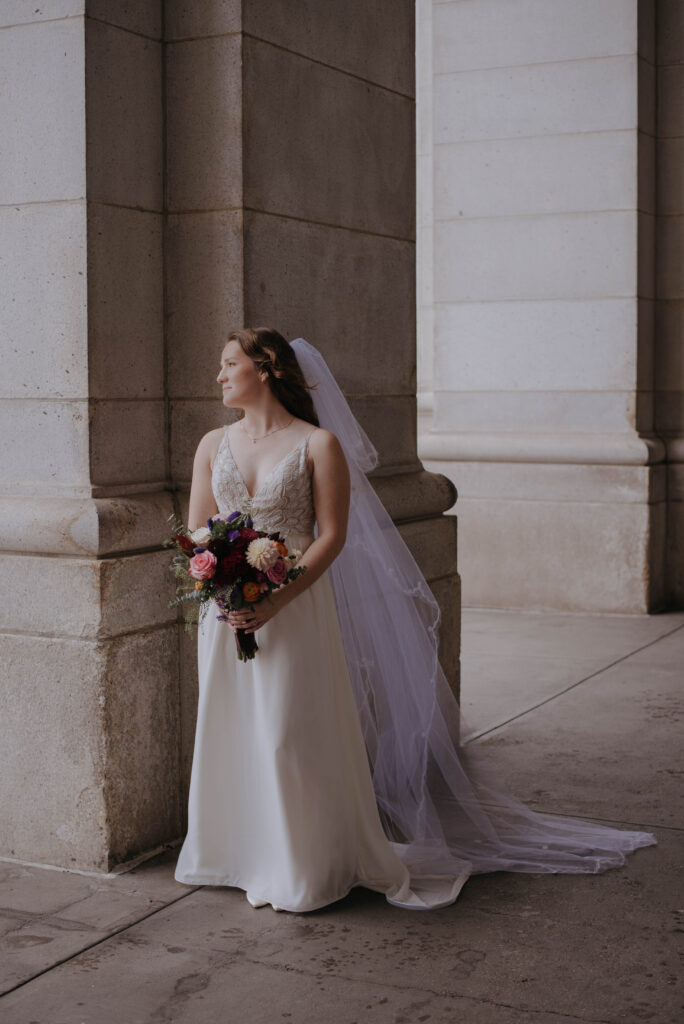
top-left (174, 327), bottom-right (656, 913)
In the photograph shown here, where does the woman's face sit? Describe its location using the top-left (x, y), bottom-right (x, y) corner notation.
top-left (217, 340), bottom-right (263, 408)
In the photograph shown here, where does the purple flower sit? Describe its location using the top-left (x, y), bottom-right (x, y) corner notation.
top-left (206, 517), bottom-right (214, 529)
top-left (230, 585), bottom-right (240, 603)
top-left (193, 546), bottom-right (207, 553)
top-left (227, 529), bottom-right (240, 541)
top-left (227, 510), bottom-right (241, 522)
top-left (245, 516), bottom-right (253, 529)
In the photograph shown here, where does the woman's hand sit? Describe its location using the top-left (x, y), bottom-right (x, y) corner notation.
top-left (226, 590), bottom-right (284, 634)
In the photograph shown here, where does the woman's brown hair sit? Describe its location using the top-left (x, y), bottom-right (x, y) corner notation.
top-left (225, 327), bottom-right (320, 427)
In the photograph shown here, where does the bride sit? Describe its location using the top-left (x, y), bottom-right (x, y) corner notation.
top-left (173, 326), bottom-right (657, 913)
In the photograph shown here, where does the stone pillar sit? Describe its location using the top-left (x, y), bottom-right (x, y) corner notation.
top-left (1, 0), bottom-right (460, 873)
top-left (166, 0), bottom-right (461, 815)
top-left (656, 1), bottom-right (684, 605)
top-left (418, 0), bottom-right (671, 613)
top-left (0, 2), bottom-right (179, 873)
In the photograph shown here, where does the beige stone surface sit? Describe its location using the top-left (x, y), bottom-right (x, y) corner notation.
top-left (86, 0), bottom-right (161, 39)
top-left (434, 56), bottom-right (637, 145)
top-left (165, 210), bottom-right (244, 399)
top-left (243, 0), bottom-right (415, 96)
top-left (0, 17), bottom-right (85, 203)
top-left (242, 36), bottom-right (415, 239)
top-left (165, 32), bottom-right (243, 212)
top-left (85, 17), bottom-right (162, 210)
top-left (433, 0), bottom-right (637, 71)
top-left (242, 210), bottom-right (416, 396)
top-left (0, 202), bottom-right (88, 400)
top-left (442, 488), bottom-right (665, 613)
top-left (87, 204), bottom-right (164, 399)
top-left (164, 0), bottom-right (240, 41)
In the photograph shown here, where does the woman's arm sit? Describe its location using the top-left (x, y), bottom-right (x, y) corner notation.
top-left (229, 427), bottom-right (350, 633)
top-left (187, 430), bottom-right (220, 532)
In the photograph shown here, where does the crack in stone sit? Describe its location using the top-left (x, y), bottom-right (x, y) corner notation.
top-left (237, 954), bottom-right (619, 1023)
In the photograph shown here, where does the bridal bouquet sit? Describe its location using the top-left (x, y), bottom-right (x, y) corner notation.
top-left (164, 510), bottom-right (307, 661)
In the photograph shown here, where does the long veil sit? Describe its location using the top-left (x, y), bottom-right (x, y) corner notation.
top-left (290, 336), bottom-right (657, 901)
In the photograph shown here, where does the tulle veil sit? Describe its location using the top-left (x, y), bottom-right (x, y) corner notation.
top-left (290, 336), bottom-right (656, 902)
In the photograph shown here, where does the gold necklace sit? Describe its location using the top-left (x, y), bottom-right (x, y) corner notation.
top-left (239, 415), bottom-right (294, 444)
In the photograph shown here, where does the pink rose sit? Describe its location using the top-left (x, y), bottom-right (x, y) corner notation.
top-left (266, 557), bottom-right (288, 585)
top-left (188, 550), bottom-right (217, 580)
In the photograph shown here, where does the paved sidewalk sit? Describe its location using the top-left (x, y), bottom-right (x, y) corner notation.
top-left (1, 609), bottom-right (682, 1023)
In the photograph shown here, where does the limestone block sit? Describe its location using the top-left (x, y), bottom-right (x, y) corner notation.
top-left (420, 428), bottom-right (666, 468)
top-left (242, 36), bottom-right (415, 240)
top-left (0, 400), bottom-right (90, 492)
top-left (0, 626), bottom-right (180, 871)
top-left (243, 0), bottom-right (415, 97)
top-left (349, 396), bottom-right (417, 472)
top-left (433, 389), bottom-right (638, 434)
top-left (178, 626), bottom-right (199, 815)
top-left (85, 18), bottom-right (163, 210)
top-left (655, 302), bottom-right (684, 389)
top-left (165, 211), bottom-right (244, 399)
top-left (428, 572), bottom-right (462, 704)
top-left (666, 492), bottom-right (684, 603)
top-left (0, 1), bottom-right (82, 26)
top-left (657, 64), bottom-right (684, 138)
top-left (657, 137), bottom-right (684, 216)
top-left (434, 298), bottom-right (639, 391)
top-left (0, 492), bottom-right (175, 557)
top-left (0, 18), bottom-right (85, 204)
top-left (0, 550), bottom-right (176, 639)
top-left (657, 216), bottom-right (684, 299)
top-left (90, 400), bottom-right (166, 488)
top-left (431, 480), bottom-right (666, 613)
top-left (637, 56), bottom-right (656, 136)
top-left (165, 33), bottom-right (243, 212)
top-left (164, 0), bottom-right (240, 41)
top-left (87, 204), bottom-right (164, 399)
top-left (99, 626), bottom-right (181, 864)
top-left (636, 298), bottom-right (655, 392)
top-left (170, 399), bottom-right (229, 488)
top-left (638, 212), bottom-right (656, 300)
top-left (86, 0), bottom-right (161, 39)
top-left (655, 391), bottom-right (684, 432)
top-left (443, 459), bottom-right (665, 505)
top-left (434, 57), bottom-right (637, 145)
top-left (433, 0), bottom-right (636, 73)
top-left (0, 202), bottom-right (87, 399)
top-left (638, 130), bottom-right (656, 215)
top-left (434, 211), bottom-right (636, 303)
top-left (398, 513), bottom-right (459, 581)
top-left (657, 0), bottom-right (684, 65)
top-left (435, 132), bottom-right (637, 220)
top-left (243, 210), bottom-right (416, 396)
top-left (0, 634), bottom-right (108, 868)
top-left (97, 550), bottom-right (180, 638)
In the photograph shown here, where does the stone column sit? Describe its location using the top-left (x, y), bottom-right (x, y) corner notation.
top-left (656, 0), bottom-right (684, 605)
top-left (166, 0), bottom-right (462, 814)
top-left (1, 0), bottom-right (460, 873)
top-left (0, 3), bottom-right (179, 873)
top-left (418, 0), bottom-right (670, 613)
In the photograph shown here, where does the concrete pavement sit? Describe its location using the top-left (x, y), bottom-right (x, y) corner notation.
top-left (1, 608), bottom-right (682, 1023)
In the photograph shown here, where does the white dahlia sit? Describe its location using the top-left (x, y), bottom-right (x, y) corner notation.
top-left (246, 537), bottom-right (280, 571)
top-left (190, 526), bottom-right (212, 545)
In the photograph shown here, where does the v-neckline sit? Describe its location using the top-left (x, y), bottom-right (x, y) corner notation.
top-left (223, 426), bottom-right (311, 501)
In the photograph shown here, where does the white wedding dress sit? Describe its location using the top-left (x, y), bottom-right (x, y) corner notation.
top-left (174, 425), bottom-right (470, 911)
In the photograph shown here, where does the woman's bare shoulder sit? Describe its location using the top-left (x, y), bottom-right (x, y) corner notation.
top-left (194, 425), bottom-right (226, 463)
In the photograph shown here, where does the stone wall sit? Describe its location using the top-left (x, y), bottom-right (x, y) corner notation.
top-left (0, 0), bottom-right (461, 872)
top-left (418, 0), bottom-right (680, 613)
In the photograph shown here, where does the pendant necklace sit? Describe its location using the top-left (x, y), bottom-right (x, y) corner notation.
top-left (239, 415), bottom-right (294, 444)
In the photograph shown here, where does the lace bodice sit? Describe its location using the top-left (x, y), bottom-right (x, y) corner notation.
top-left (211, 426), bottom-right (317, 540)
